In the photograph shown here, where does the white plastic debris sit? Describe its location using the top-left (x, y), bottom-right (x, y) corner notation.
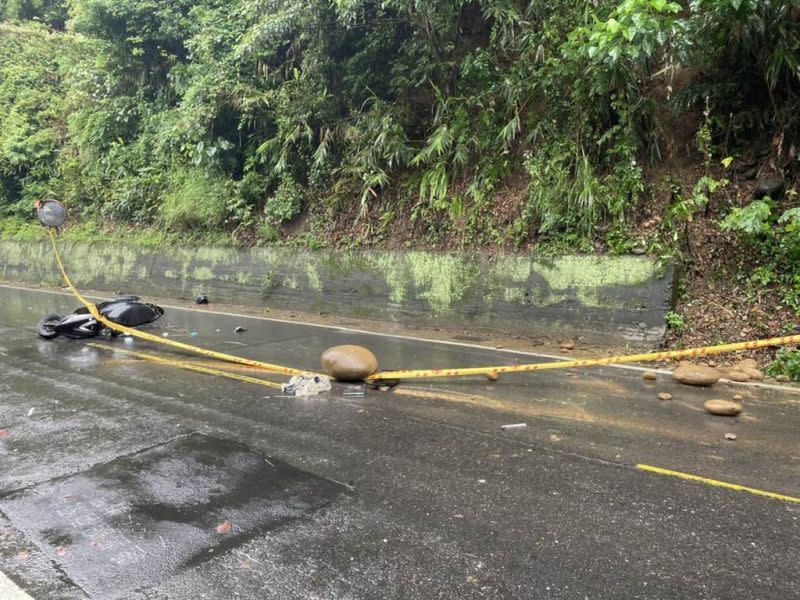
top-left (282, 375), bottom-right (332, 397)
top-left (501, 423), bottom-right (527, 430)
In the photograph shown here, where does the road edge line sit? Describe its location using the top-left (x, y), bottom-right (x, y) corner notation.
top-left (0, 570), bottom-right (34, 600)
top-left (636, 464), bottom-right (800, 504)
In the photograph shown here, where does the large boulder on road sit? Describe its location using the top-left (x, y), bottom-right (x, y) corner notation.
top-left (321, 345), bottom-right (379, 380)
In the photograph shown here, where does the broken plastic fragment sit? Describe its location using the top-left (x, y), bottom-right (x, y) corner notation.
top-left (501, 423), bottom-right (527, 430)
top-left (282, 375), bottom-right (332, 397)
top-left (215, 519), bottom-right (232, 534)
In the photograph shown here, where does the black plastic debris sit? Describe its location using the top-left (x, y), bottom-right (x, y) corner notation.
top-left (234, 326), bottom-right (247, 333)
top-left (195, 295), bottom-right (209, 305)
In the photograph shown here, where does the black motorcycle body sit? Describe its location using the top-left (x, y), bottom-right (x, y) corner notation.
top-left (38, 296), bottom-right (164, 339)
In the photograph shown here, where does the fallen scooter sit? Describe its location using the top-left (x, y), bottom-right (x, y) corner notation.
top-left (38, 296), bottom-right (164, 339)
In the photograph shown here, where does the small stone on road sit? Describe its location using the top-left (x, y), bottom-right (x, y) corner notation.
top-left (704, 399), bottom-right (742, 416)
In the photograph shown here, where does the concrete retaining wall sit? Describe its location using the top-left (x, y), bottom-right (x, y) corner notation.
top-left (0, 240), bottom-right (674, 346)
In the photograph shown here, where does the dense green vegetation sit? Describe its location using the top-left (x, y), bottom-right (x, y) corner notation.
top-left (1, 0), bottom-right (797, 243)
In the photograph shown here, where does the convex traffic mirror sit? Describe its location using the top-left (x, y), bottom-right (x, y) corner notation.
top-left (36, 200), bottom-right (67, 228)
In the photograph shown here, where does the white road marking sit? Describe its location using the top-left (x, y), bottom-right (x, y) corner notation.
top-left (0, 570), bottom-right (34, 600)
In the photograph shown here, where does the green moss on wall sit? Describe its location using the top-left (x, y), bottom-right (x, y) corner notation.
top-left (0, 241), bottom-right (668, 318)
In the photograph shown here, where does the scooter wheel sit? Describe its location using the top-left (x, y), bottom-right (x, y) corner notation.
top-left (38, 314), bottom-right (65, 339)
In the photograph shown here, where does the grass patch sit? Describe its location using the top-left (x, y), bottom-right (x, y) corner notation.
top-left (0, 217), bottom-right (239, 248)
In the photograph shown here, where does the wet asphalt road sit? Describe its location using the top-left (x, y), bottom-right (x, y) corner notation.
top-left (0, 284), bottom-right (798, 600)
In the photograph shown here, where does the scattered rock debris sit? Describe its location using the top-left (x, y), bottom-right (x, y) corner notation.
top-left (726, 370), bottom-right (749, 382)
top-left (657, 392), bottom-right (672, 401)
top-left (743, 368), bottom-right (764, 381)
top-left (642, 371), bottom-right (658, 381)
top-left (734, 358), bottom-right (758, 370)
top-left (722, 359), bottom-right (765, 382)
top-left (486, 371), bottom-right (499, 382)
top-left (672, 364), bottom-right (721, 387)
top-left (724, 432), bottom-right (738, 441)
top-left (704, 399), bottom-right (743, 416)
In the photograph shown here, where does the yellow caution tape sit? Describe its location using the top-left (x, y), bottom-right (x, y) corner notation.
top-left (368, 327), bottom-right (800, 381)
top-left (87, 342), bottom-right (284, 389)
top-left (48, 229), bottom-right (312, 377)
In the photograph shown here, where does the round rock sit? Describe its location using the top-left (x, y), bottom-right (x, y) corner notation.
top-left (672, 364), bottom-right (721, 387)
top-left (657, 392), bottom-right (672, 401)
top-left (733, 358), bottom-right (758, 371)
top-left (743, 367), bottom-right (764, 381)
top-left (704, 399), bottom-right (742, 416)
top-left (726, 370), bottom-right (749, 382)
top-left (642, 371), bottom-right (658, 381)
top-left (321, 345), bottom-right (379, 381)
top-left (753, 177), bottom-right (785, 200)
